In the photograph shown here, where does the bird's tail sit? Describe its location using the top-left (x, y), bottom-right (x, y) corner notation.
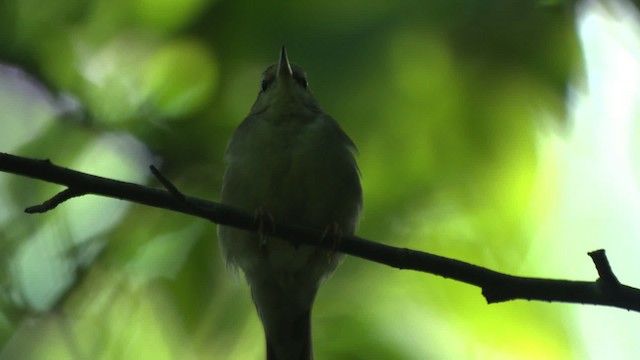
top-left (264, 309), bottom-right (313, 360)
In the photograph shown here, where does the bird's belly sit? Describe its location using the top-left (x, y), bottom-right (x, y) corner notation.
top-left (219, 145), bottom-right (345, 280)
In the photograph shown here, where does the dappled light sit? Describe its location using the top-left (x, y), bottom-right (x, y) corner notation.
top-left (2, 0), bottom-right (640, 359)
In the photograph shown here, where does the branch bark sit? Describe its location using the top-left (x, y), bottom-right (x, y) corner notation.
top-left (1, 152), bottom-right (639, 312)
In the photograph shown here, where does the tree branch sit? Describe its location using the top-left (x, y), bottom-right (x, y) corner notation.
top-left (25, 187), bottom-right (84, 213)
top-left (1, 152), bottom-right (639, 312)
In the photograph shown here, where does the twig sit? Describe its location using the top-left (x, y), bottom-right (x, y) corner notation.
top-left (2, 152), bottom-right (640, 312)
top-left (589, 249), bottom-right (620, 285)
top-left (26, 187), bottom-right (84, 213)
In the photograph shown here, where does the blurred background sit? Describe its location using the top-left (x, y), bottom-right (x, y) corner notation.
top-left (1, 0), bottom-right (640, 358)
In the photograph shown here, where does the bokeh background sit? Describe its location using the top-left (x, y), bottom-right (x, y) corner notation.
top-left (2, 0), bottom-right (640, 358)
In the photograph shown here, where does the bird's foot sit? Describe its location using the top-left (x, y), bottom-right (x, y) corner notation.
top-left (320, 223), bottom-right (342, 261)
top-left (253, 208), bottom-right (275, 250)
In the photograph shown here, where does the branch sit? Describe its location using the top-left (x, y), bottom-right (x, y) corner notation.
top-left (2, 152), bottom-right (640, 312)
top-left (25, 187), bottom-right (83, 213)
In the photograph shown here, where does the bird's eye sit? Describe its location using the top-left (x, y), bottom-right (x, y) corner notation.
top-left (293, 73), bottom-right (308, 89)
top-left (260, 79), bottom-right (273, 92)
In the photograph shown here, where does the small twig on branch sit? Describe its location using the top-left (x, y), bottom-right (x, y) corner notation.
top-left (589, 249), bottom-right (620, 284)
top-left (1, 151), bottom-right (640, 312)
top-left (589, 249), bottom-right (622, 296)
top-left (25, 187), bottom-right (84, 213)
top-left (149, 165), bottom-right (213, 219)
top-left (149, 165), bottom-right (184, 201)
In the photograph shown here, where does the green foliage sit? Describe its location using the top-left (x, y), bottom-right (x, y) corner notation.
top-left (2, 0), bottom-right (636, 359)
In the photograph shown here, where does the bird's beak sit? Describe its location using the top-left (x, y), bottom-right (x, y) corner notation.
top-left (277, 46), bottom-right (293, 80)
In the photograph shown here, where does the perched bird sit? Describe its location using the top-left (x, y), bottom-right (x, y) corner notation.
top-left (217, 47), bottom-right (363, 360)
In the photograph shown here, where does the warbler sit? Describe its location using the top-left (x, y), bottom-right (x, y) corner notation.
top-left (218, 47), bottom-right (362, 360)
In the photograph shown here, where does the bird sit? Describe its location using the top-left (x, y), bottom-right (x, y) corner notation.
top-left (217, 47), bottom-right (363, 360)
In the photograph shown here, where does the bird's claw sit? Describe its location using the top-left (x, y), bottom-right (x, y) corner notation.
top-left (253, 208), bottom-right (276, 249)
top-left (320, 223), bottom-right (342, 261)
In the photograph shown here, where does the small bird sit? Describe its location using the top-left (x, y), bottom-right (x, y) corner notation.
top-left (217, 47), bottom-right (363, 360)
